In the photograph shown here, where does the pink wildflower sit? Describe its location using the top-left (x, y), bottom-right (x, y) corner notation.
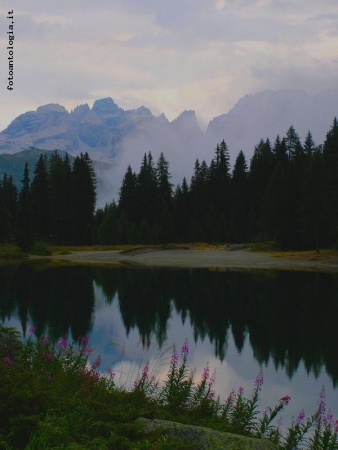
top-left (238, 387), bottom-right (244, 395)
top-left (181, 339), bottom-right (189, 358)
top-left (208, 370), bottom-right (216, 388)
top-left (296, 409), bottom-right (305, 423)
top-left (141, 361), bottom-right (149, 379)
top-left (92, 355), bottom-right (102, 370)
top-left (80, 336), bottom-right (89, 345)
top-left (108, 368), bottom-right (116, 378)
top-left (201, 364), bottom-right (209, 382)
top-left (281, 395), bottom-right (291, 405)
top-left (170, 346), bottom-right (178, 368)
top-left (42, 337), bottom-right (49, 345)
top-left (255, 370), bottom-right (264, 390)
top-left (3, 356), bottom-right (12, 365)
top-left (29, 326), bottom-right (36, 334)
top-left (58, 338), bottom-right (68, 348)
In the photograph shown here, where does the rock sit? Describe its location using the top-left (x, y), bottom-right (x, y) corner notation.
top-left (137, 418), bottom-right (277, 450)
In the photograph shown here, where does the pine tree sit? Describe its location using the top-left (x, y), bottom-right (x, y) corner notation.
top-left (31, 154), bottom-right (50, 239)
top-left (136, 152), bottom-right (158, 226)
top-left (16, 163), bottom-right (34, 250)
top-left (322, 118), bottom-right (338, 244)
top-left (118, 165), bottom-right (138, 224)
top-left (71, 152), bottom-right (97, 244)
top-left (230, 151), bottom-right (249, 242)
top-left (156, 152), bottom-right (173, 212)
top-left (0, 173), bottom-right (17, 236)
top-left (301, 149), bottom-right (326, 251)
top-left (248, 139), bottom-right (274, 239)
top-left (174, 178), bottom-right (190, 242)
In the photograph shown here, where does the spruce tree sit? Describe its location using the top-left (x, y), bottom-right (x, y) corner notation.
top-left (322, 118), bottom-right (338, 244)
top-left (119, 165), bottom-right (138, 224)
top-left (16, 163), bottom-right (34, 250)
top-left (230, 151), bottom-right (249, 242)
top-left (71, 152), bottom-right (97, 244)
top-left (31, 154), bottom-right (50, 239)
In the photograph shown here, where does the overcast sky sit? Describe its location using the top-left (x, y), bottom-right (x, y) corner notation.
top-left (1, 0), bottom-right (338, 132)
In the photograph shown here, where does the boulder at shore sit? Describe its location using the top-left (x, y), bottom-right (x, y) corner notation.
top-left (137, 418), bottom-right (277, 450)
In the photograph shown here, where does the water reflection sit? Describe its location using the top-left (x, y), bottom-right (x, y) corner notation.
top-left (1, 264), bottom-right (338, 385)
top-left (1, 263), bottom-right (338, 425)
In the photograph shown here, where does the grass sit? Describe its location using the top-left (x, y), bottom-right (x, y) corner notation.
top-left (1, 326), bottom-right (337, 450)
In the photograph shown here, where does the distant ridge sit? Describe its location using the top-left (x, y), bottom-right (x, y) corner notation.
top-left (1, 90), bottom-right (337, 166)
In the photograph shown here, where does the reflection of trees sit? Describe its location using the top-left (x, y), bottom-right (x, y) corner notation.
top-left (115, 270), bottom-right (173, 348)
top-left (96, 268), bottom-right (338, 386)
top-left (1, 264), bottom-right (338, 385)
top-left (2, 264), bottom-right (95, 341)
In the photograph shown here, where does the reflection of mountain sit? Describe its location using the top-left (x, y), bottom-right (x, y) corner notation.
top-left (1, 265), bottom-right (338, 385)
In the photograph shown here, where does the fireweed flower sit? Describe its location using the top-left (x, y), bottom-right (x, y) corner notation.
top-left (335, 419), bottom-right (338, 432)
top-left (170, 346), bottom-right (178, 369)
top-left (238, 386), bottom-right (244, 395)
top-left (58, 337), bottom-right (68, 348)
top-left (181, 339), bottom-right (189, 358)
top-left (201, 364), bottom-right (210, 382)
top-left (281, 395), bottom-right (291, 405)
top-left (29, 326), bottom-right (36, 334)
top-left (208, 370), bottom-right (216, 388)
top-left (315, 386), bottom-right (326, 424)
top-left (296, 409), bottom-right (305, 424)
top-left (80, 336), bottom-right (89, 346)
top-left (324, 409), bottom-right (334, 430)
top-left (92, 356), bottom-right (102, 370)
top-left (255, 370), bottom-right (264, 390)
top-left (141, 361), bottom-right (149, 379)
top-left (3, 356), bottom-right (12, 365)
top-left (108, 368), bottom-right (116, 378)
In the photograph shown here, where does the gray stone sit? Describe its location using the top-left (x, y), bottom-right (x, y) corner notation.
top-left (137, 418), bottom-right (277, 450)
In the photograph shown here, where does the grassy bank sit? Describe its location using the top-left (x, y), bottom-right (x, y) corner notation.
top-left (1, 325), bottom-right (337, 450)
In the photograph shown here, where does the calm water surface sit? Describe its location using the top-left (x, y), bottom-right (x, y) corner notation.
top-left (1, 263), bottom-right (338, 429)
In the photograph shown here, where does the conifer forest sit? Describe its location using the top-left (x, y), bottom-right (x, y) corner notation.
top-left (1, 119), bottom-right (338, 251)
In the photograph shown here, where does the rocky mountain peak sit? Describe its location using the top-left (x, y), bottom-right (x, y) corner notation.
top-left (92, 98), bottom-right (121, 115)
top-left (36, 104), bottom-right (68, 114)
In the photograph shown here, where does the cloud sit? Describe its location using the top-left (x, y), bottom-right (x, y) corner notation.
top-left (0, 0), bottom-right (337, 133)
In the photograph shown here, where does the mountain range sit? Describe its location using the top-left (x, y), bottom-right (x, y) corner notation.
top-left (0, 88), bottom-right (337, 205)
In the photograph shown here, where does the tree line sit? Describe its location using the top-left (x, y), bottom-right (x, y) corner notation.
top-left (1, 118), bottom-right (337, 250)
top-left (0, 151), bottom-right (96, 249)
top-left (96, 118), bottom-right (338, 250)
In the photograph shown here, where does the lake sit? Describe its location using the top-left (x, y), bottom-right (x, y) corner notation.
top-left (1, 262), bottom-right (338, 430)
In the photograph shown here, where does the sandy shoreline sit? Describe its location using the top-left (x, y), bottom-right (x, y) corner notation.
top-left (40, 248), bottom-right (338, 272)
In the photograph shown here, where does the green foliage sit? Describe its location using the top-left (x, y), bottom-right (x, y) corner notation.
top-left (0, 327), bottom-right (338, 450)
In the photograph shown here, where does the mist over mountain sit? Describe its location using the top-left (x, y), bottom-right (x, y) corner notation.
top-left (0, 89), bottom-right (337, 206)
top-left (206, 89), bottom-right (338, 156)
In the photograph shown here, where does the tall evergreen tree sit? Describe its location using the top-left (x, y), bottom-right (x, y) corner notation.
top-left (72, 152), bottom-right (97, 244)
top-left (156, 152), bottom-right (173, 212)
top-left (322, 118), bottom-right (338, 244)
top-left (230, 151), bottom-right (249, 242)
top-left (174, 178), bottom-right (190, 242)
top-left (136, 152), bottom-right (159, 226)
top-left (16, 163), bottom-right (34, 250)
top-left (248, 139), bottom-right (274, 239)
top-left (31, 154), bottom-right (50, 239)
top-left (0, 173), bottom-right (17, 235)
top-left (118, 165), bottom-right (138, 224)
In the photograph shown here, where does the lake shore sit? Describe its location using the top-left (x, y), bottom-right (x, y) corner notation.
top-left (36, 248), bottom-right (338, 272)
